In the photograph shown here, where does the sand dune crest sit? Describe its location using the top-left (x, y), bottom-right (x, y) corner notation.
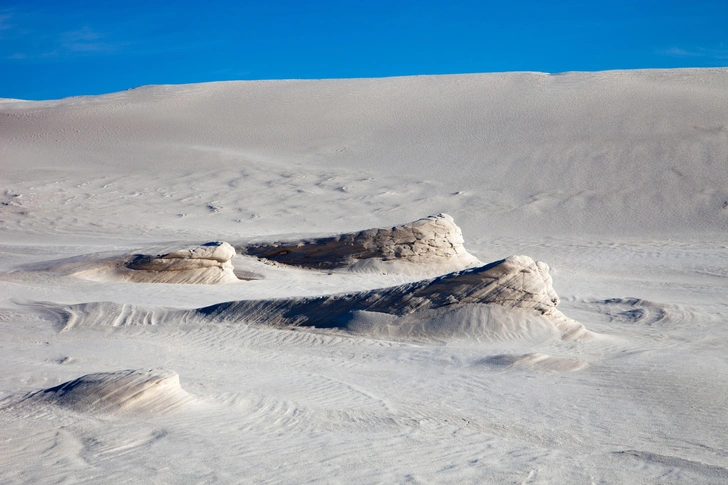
top-left (123, 241), bottom-right (238, 284)
top-left (47, 254), bottom-right (587, 341)
top-left (244, 213), bottom-right (481, 274)
top-left (16, 368), bottom-right (193, 415)
top-left (195, 254), bottom-right (587, 340)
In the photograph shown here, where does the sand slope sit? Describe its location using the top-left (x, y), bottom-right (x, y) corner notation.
top-left (2, 69), bottom-right (726, 238)
top-left (195, 255), bottom-right (586, 340)
top-left (244, 213), bottom-right (481, 275)
top-left (7, 368), bottom-right (193, 415)
top-left (1, 70), bottom-right (727, 484)
top-left (47, 254), bottom-right (586, 342)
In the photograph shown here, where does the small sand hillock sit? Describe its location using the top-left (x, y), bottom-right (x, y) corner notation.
top-left (123, 241), bottom-right (238, 284)
top-left (49, 254), bottom-right (587, 341)
top-left (244, 213), bottom-right (481, 274)
top-left (15, 368), bottom-right (192, 415)
top-left (195, 254), bottom-right (588, 341)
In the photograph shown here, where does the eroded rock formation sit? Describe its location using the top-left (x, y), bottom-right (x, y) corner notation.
top-left (193, 255), bottom-right (587, 340)
top-left (124, 241), bottom-right (238, 284)
top-left (244, 213), bottom-right (480, 271)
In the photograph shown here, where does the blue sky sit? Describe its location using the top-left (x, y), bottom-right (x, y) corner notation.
top-left (1, 0), bottom-right (726, 100)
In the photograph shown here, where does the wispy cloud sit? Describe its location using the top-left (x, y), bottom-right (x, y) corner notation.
top-left (59, 26), bottom-right (126, 54)
top-left (0, 9), bottom-right (16, 39)
top-left (0, 13), bottom-right (12, 31)
top-left (1, 4), bottom-right (221, 62)
top-left (1, 6), bottom-right (129, 61)
top-left (659, 45), bottom-right (728, 60)
top-left (5, 26), bottom-right (127, 60)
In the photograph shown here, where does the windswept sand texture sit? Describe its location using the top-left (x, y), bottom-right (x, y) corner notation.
top-left (191, 255), bottom-right (587, 342)
top-left (121, 241), bottom-right (238, 284)
top-left (5, 368), bottom-right (193, 415)
top-left (46, 254), bottom-right (586, 342)
top-left (244, 213), bottom-right (481, 274)
top-left (1, 70), bottom-right (727, 483)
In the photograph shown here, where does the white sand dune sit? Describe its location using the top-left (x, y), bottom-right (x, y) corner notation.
top-left (91, 241), bottom-right (239, 284)
top-left (474, 353), bottom-right (589, 372)
top-left (47, 254), bottom-right (587, 342)
top-left (244, 213), bottom-right (481, 275)
top-left (2, 69), bottom-right (726, 239)
top-left (4, 368), bottom-right (193, 415)
top-left (194, 254), bottom-right (587, 341)
top-left (1, 69), bottom-right (727, 483)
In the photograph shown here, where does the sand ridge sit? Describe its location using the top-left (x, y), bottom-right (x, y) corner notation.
top-left (1, 70), bottom-right (727, 484)
top-left (4, 368), bottom-right (193, 415)
top-left (46, 254), bottom-right (588, 342)
top-left (244, 213), bottom-right (481, 274)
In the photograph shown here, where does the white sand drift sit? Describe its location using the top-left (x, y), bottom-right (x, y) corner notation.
top-left (122, 241), bottom-right (238, 284)
top-left (6, 368), bottom-right (193, 415)
top-left (51, 254), bottom-right (586, 342)
top-left (244, 213), bottom-right (481, 275)
top-left (1, 69), bottom-right (727, 484)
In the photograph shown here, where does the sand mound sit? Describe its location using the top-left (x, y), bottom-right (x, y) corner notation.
top-left (48, 255), bottom-right (587, 341)
top-left (343, 305), bottom-right (585, 342)
top-left (199, 255), bottom-right (565, 320)
top-left (45, 301), bottom-right (167, 332)
top-left (244, 213), bottom-right (480, 274)
top-left (195, 254), bottom-right (587, 341)
top-left (476, 353), bottom-right (589, 372)
top-left (73, 241), bottom-right (239, 284)
top-left (593, 297), bottom-right (717, 326)
top-left (17, 368), bottom-right (192, 415)
top-left (123, 241), bottom-right (237, 284)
